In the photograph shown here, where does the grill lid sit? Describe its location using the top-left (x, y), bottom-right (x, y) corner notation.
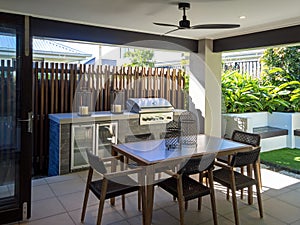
top-left (127, 98), bottom-right (174, 113)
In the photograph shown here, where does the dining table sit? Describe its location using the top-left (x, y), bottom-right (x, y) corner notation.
top-left (111, 134), bottom-right (253, 225)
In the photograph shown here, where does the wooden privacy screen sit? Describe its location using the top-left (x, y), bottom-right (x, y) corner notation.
top-left (32, 62), bottom-right (186, 175)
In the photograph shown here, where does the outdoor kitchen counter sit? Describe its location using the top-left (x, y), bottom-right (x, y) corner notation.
top-left (48, 111), bottom-right (139, 124)
top-left (48, 109), bottom-right (186, 124)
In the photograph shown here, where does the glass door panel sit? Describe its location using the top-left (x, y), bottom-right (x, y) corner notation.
top-left (96, 122), bottom-right (118, 158)
top-left (0, 14), bottom-right (32, 224)
top-left (0, 33), bottom-right (17, 200)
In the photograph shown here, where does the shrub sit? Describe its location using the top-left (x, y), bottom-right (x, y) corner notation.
top-left (222, 71), bottom-right (300, 113)
top-left (222, 71), bottom-right (264, 113)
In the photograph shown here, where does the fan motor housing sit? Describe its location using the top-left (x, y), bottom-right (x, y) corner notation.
top-left (179, 19), bottom-right (190, 28)
top-left (178, 2), bottom-right (190, 10)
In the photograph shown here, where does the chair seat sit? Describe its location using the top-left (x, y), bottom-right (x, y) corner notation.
top-left (213, 169), bottom-right (257, 191)
top-left (90, 176), bottom-right (139, 200)
top-left (216, 155), bottom-right (229, 163)
top-left (158, 175), bottom-right (211, 202)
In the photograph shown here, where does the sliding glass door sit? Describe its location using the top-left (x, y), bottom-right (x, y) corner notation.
top-left (0, 13), bottom-right (32, 224)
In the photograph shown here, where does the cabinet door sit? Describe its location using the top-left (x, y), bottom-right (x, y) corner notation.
top-left (71, 124), bottom-right (95, 170)
top-left (96, 122), bottom-right (118, 158)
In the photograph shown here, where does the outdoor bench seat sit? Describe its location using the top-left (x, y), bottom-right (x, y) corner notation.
top-left (253, 126), bottom-right (288, 139)
top-left (294, 129), bottom-right (300, 136)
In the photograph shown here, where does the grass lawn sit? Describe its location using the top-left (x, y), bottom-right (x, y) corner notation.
top-left (260, 148), bottom-right (300, 172)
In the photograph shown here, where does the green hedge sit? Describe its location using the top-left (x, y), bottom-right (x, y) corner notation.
top-left (222, 71), bottom-right (300, 113)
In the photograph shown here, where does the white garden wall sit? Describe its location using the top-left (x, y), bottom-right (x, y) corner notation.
top-left (222, 112), bottom-right (300, 151)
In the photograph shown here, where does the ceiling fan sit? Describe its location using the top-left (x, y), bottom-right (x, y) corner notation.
top-left (153, 2), bottom-right (240, 35)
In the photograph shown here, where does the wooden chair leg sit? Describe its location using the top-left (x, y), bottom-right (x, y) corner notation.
top-left (254, 163), bottom-right (264, 218)
top-left (122, 194), bottom-right (125, 210)
top-left (247, 165), bottom-right (253, 205)
top-left (198, 172), bottom-right (204, 211)
top-left (240, 166), bottom-right (244, 199)
top-left (208, 170), bottom-right (218, 225)
top-left (97, 179), bottom-right (108, 225)
top-left (177, 177), bottom-right (185, 225)
top-left (258, 156), bottom-right (262, 189)
top-left (138, 190), bottom-right (141, 211)
top-left (226, 188), bottom-right (230, 200)
top-left (230, 171), bottom-right (240, 225)
top-left (141, 186), bottom-right (147, 225)
top-left (81, 168), bottom-right (93, 222)
top-left (81, 189), bottom-right (89, 222)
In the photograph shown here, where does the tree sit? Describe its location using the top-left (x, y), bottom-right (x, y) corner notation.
top-left (123, 49), bottom-right (155, 67)
top-left (260, 46), bottom-right (300, 85)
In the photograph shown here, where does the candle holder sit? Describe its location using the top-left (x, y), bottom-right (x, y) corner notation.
top-left (179, 111), bottom-right (197, 146)
top-left (165, 131), bottom-right (179, 150)
top-left (110, 90), bottom-right (124, 114)
top-left (76, 87), bottom-right (92, 116)
top-left (164, 120), bottom-right (180, 150)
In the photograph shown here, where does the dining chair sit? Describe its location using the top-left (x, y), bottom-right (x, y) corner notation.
top-left (156, 153), bottom-right (218, 225)
top-left (81, 150), bottom-right (142, 225)
top-left (213, 147), bottom-right (263, 225)
top-left (217, 130), bottom-right (261, 199)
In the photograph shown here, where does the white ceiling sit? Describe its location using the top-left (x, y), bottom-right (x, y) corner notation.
top-left (0, 0), bottom-right (299, 40)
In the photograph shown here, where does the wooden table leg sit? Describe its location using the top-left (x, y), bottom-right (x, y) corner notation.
top-left (143, 166), bottom-right (155, 225)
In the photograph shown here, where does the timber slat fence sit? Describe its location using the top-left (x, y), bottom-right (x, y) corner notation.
top-left (1, 61), bottom-right (186, 175)
top-left (33, 62), bottom-right (186, 175)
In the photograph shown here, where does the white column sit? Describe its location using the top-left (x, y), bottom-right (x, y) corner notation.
top-left (198, 39), bottom-right (222, 137)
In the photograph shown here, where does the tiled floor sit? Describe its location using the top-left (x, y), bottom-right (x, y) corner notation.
top-left (6, 168), bottom-right (300, 225)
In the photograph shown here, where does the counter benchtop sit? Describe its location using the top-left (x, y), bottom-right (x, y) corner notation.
top-left (49, 109), bottom-right (186, 124)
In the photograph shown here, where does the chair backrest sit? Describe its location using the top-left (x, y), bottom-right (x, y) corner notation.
top-left (178, 153), bottom-right (215, 175)
top-left (230, 147), bottom-right (261, 167)
top-left (86, 150), bottom-right (107, 174)
top-left (231, 130), bottom-right (261, 147)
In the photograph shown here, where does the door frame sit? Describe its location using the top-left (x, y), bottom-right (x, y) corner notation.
top-left (0, 12), bottom-right (33, 224)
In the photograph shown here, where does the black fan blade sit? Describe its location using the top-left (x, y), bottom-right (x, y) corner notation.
top-left (191, 24), bottom-right (240, 29)
top-left (153, 22), bottom-right (179, 28)
top-left (163, 28), bottom-right (181, 35)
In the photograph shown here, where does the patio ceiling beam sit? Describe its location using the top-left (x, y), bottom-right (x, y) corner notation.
top-left (30, 17), bottom-right (198, 53)
top-left (213, 25), bottom-right (300, 52)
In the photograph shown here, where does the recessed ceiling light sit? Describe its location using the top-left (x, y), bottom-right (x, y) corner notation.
top-left (239, 16), bottom-right (246, 19)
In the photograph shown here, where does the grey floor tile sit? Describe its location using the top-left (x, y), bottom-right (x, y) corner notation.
top-left (20, 170), bottom-right (300, 225)
top-left (31, 184), bottom-right (55, 202)
top-left (45, 173), bottom-right (81, 184)
top-left (276, 189), bottom-right (300, 208)
top-left (290, 218), bottom-right (300, 225)
top-left (153, 187), bottom-right (178, 209)
top-left (48, 178), bottom-right (85, 196)
top-left (108, 220), bottom-right (131, 225)
top-left (58, 190), bottom-right (98, 212)
top-left (126, 215), bottom-right (143, 225)
top-left (20, 213), bottom-right (75, 225)
top-left (163, 203), bottom-right (213, 225)
top-left (31, 178), bottom-right (47, 187)
top-left (223, 204), bottom-right (286, 225)
top-left (112, 194), bottom-right (142, 218)
top-left (151, 208), bottom-right (180, 225)
top-left (69, 204), bottom-right (125, 225)
top-left (263, 198), bottom-right (300, 224)
top-left (200, 215), bottom-right (234, 225)
top-left (30, 198), bottom-right (66, 221)
top-left (261, 169), bottom-right (299, 193)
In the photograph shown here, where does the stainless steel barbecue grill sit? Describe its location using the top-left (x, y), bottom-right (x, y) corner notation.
top-left (126, 98), bottom-right (174, 125)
